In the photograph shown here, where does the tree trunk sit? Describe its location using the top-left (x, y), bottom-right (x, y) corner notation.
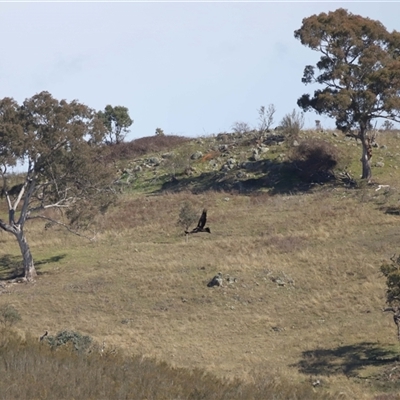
top-left (360, 130), bottom-right (372, 182)
top-left (16, 230), bottom-right (37, 282)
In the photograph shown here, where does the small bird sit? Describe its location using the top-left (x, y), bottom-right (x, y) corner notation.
top-left (185, 208), bottom-right (211, 234)
top-left (207, 272), bottom-right (223, 287)
top-left (39, 331), bottom-right (48, 341)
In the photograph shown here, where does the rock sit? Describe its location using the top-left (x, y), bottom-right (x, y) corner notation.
top-left (190, 151), bottom-right (203, 160)
top-left (147, 157), bottom-right (161, 166)
top-left (226, 275), bottom-right (237, 284)
top-left (227, 158), bottom-right (236, 167)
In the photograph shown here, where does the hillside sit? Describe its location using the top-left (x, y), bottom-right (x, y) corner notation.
top-left (2, 128), bottom-right (400, 399)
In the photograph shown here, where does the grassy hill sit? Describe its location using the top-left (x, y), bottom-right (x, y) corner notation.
top-left (2, 128), bottom-right (400, 399)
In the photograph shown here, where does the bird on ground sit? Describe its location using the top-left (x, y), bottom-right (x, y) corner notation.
top-left (207, 272), bottom-right (223, 287)
top-left (185, 208), bottom-right (211, 234)
top-left (39, 331), bottom-right (48, 341)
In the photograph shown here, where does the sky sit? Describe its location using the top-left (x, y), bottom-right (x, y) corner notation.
top-left (0, 1), bottom-right (399, 141)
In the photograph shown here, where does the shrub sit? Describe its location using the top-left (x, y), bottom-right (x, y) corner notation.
top-left (280, 109), bottom-right (304, 138)
top-left (155, 127), bottom-right (165, 136)
top-left (0, 304), bottom-right (21, 327)
top-left (231, 121), bottom-right (251, 134)
top-left (290, 138), bottom-right (339, 183)
top-left (177, 201), bottom-right (198, 231)
top-left (381, 255), bottom-right (400, 305)
top-left (44, 330), bottom-right (92, 353)
top-left (257, 104), bottom-right (276, 133)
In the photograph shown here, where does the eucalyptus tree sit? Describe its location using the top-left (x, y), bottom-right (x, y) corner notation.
top-left (295, 8), bottom-right (400, 181)
top-left (0, 91), bottom-right (116, 282)
top-left (97, 105), bottom-right (133, 144)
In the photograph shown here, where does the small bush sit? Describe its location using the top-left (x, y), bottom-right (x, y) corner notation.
top-left (231, 121), bottom-right (251, 134)
top-left (0, 304), bottom-right (21, 327)
top-left (381, 255), bottom-right (400, 305)
top-left (280, 109), bottom-right (304, 138)
top-left (290, 138), bottom-right (339, 183)
top-left (44, 330), bottom-right (92, 353)
top-left (177, 201), bottom-right (198, 231)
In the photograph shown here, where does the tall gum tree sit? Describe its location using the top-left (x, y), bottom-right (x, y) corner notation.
top-left (97, 105), bottom-right (133, 145)
top-left (295, 8), bottom-right (400, 181)
top-left (0, 91), bottom-right (116, 282)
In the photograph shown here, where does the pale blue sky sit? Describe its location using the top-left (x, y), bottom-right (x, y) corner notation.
top-left (0, 2), bottom-right (399, 140)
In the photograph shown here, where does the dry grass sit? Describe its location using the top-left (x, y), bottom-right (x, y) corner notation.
top-left (3, 130), bottom-right (400, 398)
top-left (1, 184), bottom-right (400, 398)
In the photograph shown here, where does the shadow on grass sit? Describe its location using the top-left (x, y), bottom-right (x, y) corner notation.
top-left (0, 254), bottom-right (66, 280)
top-left (294, 342), bottom-right (400, 378)
top-left (382, 206), bottom-right (400, 216)
top-left (156, 159), bottom-right (336, 195)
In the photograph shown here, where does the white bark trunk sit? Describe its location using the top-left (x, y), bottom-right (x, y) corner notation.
top-left (16, 230), bottom-right (37, 282)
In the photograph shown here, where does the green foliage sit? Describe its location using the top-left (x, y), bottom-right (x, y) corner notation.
top-left (295, 8), bottom-right (400, 132)
top-left (177, 201), bottom-right (198, 231)
top-left (295, 8), bottom-right (400, 180)
top-left (0, 304), bottom-right (21, 327)
top-left (0, 91), bottom-right (117, 279)
top-left (280, 109), bottom-right (304, 138)
top-left (98, 104), bottom-right (133, 144)
top-left (155, 127), bottom-right (165, 136)
top-left (44, 330), bottom-right (92, 353)
top-left (382, 120), bottom-right (395, 131)
top-left (381, 255), bottom-right (400, 304)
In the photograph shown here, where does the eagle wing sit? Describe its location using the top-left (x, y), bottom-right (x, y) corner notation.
top-left (197, 208), bottom-right (207, 229)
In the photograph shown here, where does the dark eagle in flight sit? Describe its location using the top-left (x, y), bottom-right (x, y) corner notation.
top-left (185, 208), bottom-right (211, 234)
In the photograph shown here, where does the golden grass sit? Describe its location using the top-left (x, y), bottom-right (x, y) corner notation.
top-left (3, 128), bottom-right (400, 397)
top-left (1, 183), bottom-right (400, 398)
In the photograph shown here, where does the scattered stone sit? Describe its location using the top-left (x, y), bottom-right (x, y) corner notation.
top-left (375, 161), bottom-right (385, 168)
top-left (270, 277), bottom-right (285, 286)
top-left (147, 157), bottom-right (161, 166)
top-left (227, 157), bottom-right (236, 167)
top-left (191, 151), bottom-right (203, 160)
top-left (217, 133), bottom-right (229, 141)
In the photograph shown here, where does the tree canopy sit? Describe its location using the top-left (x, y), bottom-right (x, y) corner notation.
top-left (0, 91), bottom-right (116, 281)
top-left (97, 105), bottom-right (133, 144)
top-left (295, 8), bottom-right (400, 181)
